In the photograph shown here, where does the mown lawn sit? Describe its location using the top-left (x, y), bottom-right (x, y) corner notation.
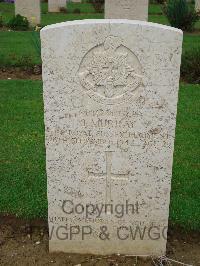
top-left (0, 80), bottom-right (199, 231)
top-left (170, 84), bottom-right (200, 230)
top-left (0, 80), bottom-right (47, 218)
top-left (0, 31), bottom-right (41, 66)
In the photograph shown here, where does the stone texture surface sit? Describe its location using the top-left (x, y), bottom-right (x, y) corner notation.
top-left (105, 0), bottom-right (149, 21)
top-left (196, 0), bottom-right (200, 11)
top-left (15, 0), bottom-right (41, 26)
top-left (48, 0), bottom-right (67, 12)
top-left (41, 20), bottom-right (183, 256)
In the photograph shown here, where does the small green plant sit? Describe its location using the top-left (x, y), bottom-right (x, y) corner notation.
top-left (0, 15), bottom-right (3, 28)
top-left (156, 0), bottom-right (165, 4)
top-left (92, 0), bottom-right (104, 13)
top-left (181, 47), bottom-right (200, 84)
top-left (73, 8), bottom-right (81, 14)
top-left (17, 55), bottom-right (33, 68)
top-left (59, 7), bottom-right (68, 13)
top-left (163, 0), bottom-right (199, 31)
top-left (7, 14), bottom-right (29, 31)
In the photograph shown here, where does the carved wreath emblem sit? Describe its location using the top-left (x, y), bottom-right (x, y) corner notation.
top-left (78, 36), bottom-right (143, 105)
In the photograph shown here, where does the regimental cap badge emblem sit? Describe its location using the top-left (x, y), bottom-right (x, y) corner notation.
top-left (78, 36), bottom-right (144, 105)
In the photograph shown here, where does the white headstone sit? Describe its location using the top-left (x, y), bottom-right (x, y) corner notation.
top-left (195, 0), bottom-right (200, 11)
top-left (49, 0), bottom-right (67, 12)
top-left (41, 20), bottom-right (182, 256)
top-left (15, 0), bottom-right (41, 26)
top-left (105, 0), bottom-right (149, 21)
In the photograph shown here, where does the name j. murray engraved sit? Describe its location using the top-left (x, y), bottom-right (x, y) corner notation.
top-left (47, 109), bottom-right (170, 143)
top-left (59, 113), bottom-right (141, 129)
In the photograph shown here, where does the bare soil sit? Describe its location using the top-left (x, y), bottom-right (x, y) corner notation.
top-left (0, 67), bottom-right (42, 80)
top-left (0, 215), bottom-right (199, 266)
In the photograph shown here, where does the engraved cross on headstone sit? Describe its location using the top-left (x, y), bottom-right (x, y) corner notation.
top-left (88, 151), bottom-right (129, 205)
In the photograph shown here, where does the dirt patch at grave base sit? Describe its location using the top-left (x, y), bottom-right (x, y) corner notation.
top-left (0, 67), bottom-right (42, 80)
top-left (0, 215), bottom-right (199, 266)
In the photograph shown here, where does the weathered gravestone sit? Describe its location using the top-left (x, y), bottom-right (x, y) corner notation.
top-left (49, 0), bottom-right (67, 12)
top-left (105, 0), bottom-right (149, 21)
top-left (41, 20), bottom-right (182, 256)
top-left (196, 0), bottom-right (200, 11)
top-left (15, 0), bottom-right (41, 26)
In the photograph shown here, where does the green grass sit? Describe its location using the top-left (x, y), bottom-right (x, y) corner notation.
top-left (42, 12), bottom-right (103, 26)
top-left (0, 80), bottom-right (47, 218)
top-left (0, 31), bottom-right (41, 66)
top-left (0, 2), bottom-right (14, 23)
top-left (183, 34), bottom-right (200, 51)
top-left (149, 4), bottom-right (163, 14)
top-left (63, 2), bottom-right (96, 13)
top-left (170, 84), bottom-right (200, 230)
top-left (149, 14), bottom-right (169, 25)
top-left (0, 80), bottom-right (199, 230)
